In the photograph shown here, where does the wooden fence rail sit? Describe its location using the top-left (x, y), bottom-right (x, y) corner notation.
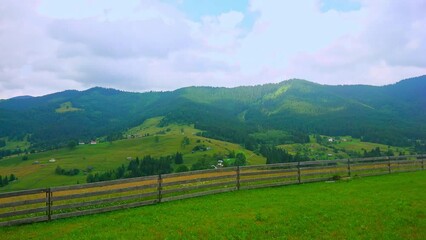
top-left (1, 154), bottom-right (425, 227)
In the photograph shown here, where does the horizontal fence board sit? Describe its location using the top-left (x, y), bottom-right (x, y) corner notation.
top-left (240, 180), bottom-right (299, 190)
top-left (300, 177), bottom-right (331, 183)
top-left (52, 184), bottom-right (158, 202)
top-left (391, 169), bottom-right (422, 174)
top-left (240, 174), bottom-right (297, 184)
top-left (0, 188), bottom-right (47, 199)
top-left (299, 159), bottom-right (345, 166)
top-left (162, 188), bottom-right (234, 203)
top-left (51, 199), bottom-right (158, 220)
top-left (350, 167), bottom-right (389, 172)
top-left (162, 181), bottom-right (236, 195)
top-left (241, 168), bottom-right (297, 177)
top-left (162, 167), bottom-right (236, 178)
top-left (0, 216), bottom-right (48, 227)
top-left (356, 172), bottom-right (390, 177)
top-left (351, 162), bottom-right (388, 167)
top-left (390, 160), bottom-right (421, 164)
top-left (0, 198), bottom-right (45, 209)
top-left (300, 165), bottom-right (347, 171)
top-left (300, 170), bottom-right (347, 177)
top-left (241, 162), bottom-right (298, 170)
top-left (162, 174), bottom-right (235, 187)
top-left (51, 191), bottom-right (158, 211)
top-left (51, 175), bottom-right (158, 192)
top-left (0, 206), bottom-right (47, 218)
top-left (350, 156), bottom-right (391, 163)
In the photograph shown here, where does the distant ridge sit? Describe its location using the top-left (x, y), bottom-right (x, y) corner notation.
top-left (0, 75), bottom-right (425, 149)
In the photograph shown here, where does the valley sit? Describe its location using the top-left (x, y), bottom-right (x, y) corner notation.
top-left (1, 76), bottom-right (425, 191)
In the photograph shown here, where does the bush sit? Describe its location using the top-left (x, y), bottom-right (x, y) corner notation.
top-left (175, 165), bottom-right (189, 173)
top-left (330, 175), bottom-right (341, 181)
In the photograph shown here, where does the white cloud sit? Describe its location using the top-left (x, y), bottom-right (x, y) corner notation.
top-left (0, 0), bottom-right (425, 99)
top-left (283, 0), bottom-right (426, 85)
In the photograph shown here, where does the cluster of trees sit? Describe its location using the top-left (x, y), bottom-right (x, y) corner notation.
top-left (259, 145), bottom-right (296, 164)
top-left (86, 154), bottom-right (180, 183)
top-left (0, 148), bottom-right (25, 159)
top-left (0, 139), bottom-right (5, 147)
top-left (414, 141), bottom-right (426, 153)
top-left (0, 174), bottom-right (17, 187)
top-left (55, 166), bottom-right (80, 176)
top-left (362, 147), bottom-right (396, 157)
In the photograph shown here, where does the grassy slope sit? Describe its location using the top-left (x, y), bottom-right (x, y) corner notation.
top-left (0, 117), bottom-right (265, 191)
top-left (1, 171), bottom-right (424, 239)
top-left (279, 135), bottom-right (409, 160)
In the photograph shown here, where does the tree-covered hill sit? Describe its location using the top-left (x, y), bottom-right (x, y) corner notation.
top-left (1, 75), bottom-right (425, 151)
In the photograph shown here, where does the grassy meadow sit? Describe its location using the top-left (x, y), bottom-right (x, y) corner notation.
top-left (279, 135), bottom-right (410, 160)
top-left (0, 117), bottom-right (265, 191)
top-left (0, 171), bottom-right (424, 239)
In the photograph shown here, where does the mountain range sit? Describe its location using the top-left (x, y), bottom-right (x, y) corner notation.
top-left (1, 75), bottom-right (425, 150)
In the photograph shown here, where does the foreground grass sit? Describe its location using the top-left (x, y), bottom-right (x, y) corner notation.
top-left (1, 171), bottom-right (425, 239)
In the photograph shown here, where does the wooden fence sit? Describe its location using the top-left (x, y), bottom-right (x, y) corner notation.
top-left (0, 154), bottom-right (424, 227)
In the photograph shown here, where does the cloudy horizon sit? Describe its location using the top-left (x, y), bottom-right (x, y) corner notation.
top-left (1, 0), bottom-right (425, 99)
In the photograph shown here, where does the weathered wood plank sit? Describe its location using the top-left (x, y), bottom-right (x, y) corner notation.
top-left (240, 174), bottom-right (297, 184)
top-left (300, 169), bottom-right (347, 177)
top-left (389, 159), bottom-right (422, 164)
top-left (0, 188), bottom-right (47, 199)
top-left (240, 180), bottom-right (299, 190)
top-left (162, 180), bottom-right (236, 195)
top-left (300, 165), bottom-right (347, 171)
top-left (51, 191), bottom-right (158, 211)
top-left (350, 166), bottom-right (389, 172)
top-left (0, 216), bottom-right (48, 227)
top-left (0, 206), bottom-right (47, 218)
top-left (350, 162), bottom-right (389, 167)
top-left (51, 175), bottom-right (158, 192)
top-left (299, 159), bottom-right (345, 166)
top-left (162, 167), bottom-right (236, 179)
top-left (390, 169), bottom-right (422, 174)
top-left (300, 177), bottom-right (331, 183)
top-left (52, 184), bottom-right (158, 202)
top-left (51, 199), bottom-right (158, 220)
top-left (356, 172), bottom-right (391, 177)
top-left (162, 174), bottom-right (236, 187)
top-left (240, 168), bottom-right (297, 177)
top-left (161, 188), bottom-right (234, 202)
top-left (0, 198), bottom-right (46, 208)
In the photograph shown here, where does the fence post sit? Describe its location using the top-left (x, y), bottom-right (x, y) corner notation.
top-left (236, 166), bottom-right (240, 190)
top-left (45, 188), bottom-right (52, 221)
top-left (347, 159), bottom-right (351, 177)
top-left (157, 174), bottom-right (162, 203)
top-left (387, 157), bottom-right (391, 174)
top-left (297, 162), bottom-right (301, 184)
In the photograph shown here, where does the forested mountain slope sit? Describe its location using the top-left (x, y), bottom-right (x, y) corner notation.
top-left (1, 75), bottom-right (425, 150)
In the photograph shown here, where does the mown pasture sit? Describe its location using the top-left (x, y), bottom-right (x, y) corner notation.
top-left (0, 171), bottom-right (424, 239)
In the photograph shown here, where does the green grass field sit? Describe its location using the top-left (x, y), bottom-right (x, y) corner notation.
top-left (0, 117), bottom-right (265, 191)
top-left (279, 135), bottom-right (409, 160)
top-left (1, 171), bottom-right (424, 239)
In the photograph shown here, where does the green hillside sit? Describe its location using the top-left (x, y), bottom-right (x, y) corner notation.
top-left (0, 117), bottom-right (265, 191)
top-left (278, 135), bottom-right (410, 160)
top-left (1, 171), bottom-right (424, 239)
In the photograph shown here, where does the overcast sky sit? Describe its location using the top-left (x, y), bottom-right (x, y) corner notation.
top-left (0, 0), bottom-right (425, 98)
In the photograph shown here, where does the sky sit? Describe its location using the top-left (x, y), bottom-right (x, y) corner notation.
top-left (0, 0), bottom-right (425, 98)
